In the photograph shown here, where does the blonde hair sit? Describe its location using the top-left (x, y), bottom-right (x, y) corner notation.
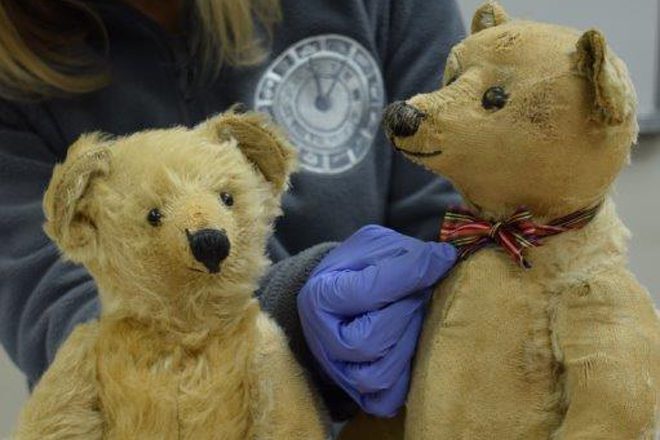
top-left (0, 0), bottom-right (281, 100)
top-left (192, 0), bottom-right (281, 75)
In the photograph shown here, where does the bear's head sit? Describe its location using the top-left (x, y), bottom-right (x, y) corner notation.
top-left (43, 110), bottom-right (296, 321)
top-left (383, 1), bottom-right (637, 220)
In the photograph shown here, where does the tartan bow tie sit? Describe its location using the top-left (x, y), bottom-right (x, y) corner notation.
top-left (440, 204), bottom-right (602, 269)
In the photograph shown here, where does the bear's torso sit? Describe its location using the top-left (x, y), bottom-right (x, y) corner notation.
top-left (407, 249), bottom-right (562, 440)
top-left (405, 203), bottom-right (660, 440)
top-left (94, 317), bottom-right (258, 440)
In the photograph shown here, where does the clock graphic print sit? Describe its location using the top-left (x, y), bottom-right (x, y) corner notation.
top-left (255, 35), bottom-right (385, 174)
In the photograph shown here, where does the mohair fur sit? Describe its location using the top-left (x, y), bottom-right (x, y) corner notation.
top-left (341, 2), bottom-right (659, 439)
top-left (14, 110), bottom-right (327, 439)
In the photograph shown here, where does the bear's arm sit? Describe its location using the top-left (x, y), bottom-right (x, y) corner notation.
top-left (14, 321), bottom-right (103, 440)
top-left (553, 270), bottom-right (660, 439)
top-left (249, 312), bottom-right (328, 440)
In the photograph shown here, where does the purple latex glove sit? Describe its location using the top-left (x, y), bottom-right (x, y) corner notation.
top-left (297, 225), bottom-right (457, 417)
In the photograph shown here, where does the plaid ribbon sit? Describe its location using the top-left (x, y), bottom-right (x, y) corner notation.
top-left (440, 203), bottom-right (602, 269)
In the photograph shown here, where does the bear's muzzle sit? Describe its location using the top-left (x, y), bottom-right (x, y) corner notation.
top-left (383, 101), bottom-right (427, 138)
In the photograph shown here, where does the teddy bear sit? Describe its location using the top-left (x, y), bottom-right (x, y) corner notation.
top-left (342, 2), bottom-right (660, 439)
top-left (14, 110), bottom-right (327, 440)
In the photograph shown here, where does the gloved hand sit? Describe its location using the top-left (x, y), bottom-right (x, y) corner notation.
top-left (297, 225), bottom-right (457, 417)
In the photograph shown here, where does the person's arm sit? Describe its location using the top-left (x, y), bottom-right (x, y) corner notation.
top-left (258, 0), bottom-right (466, 419)
top-left (383, 0), bottom-right (466, 240)
top-left (0, 104), bottom-right (100, 388)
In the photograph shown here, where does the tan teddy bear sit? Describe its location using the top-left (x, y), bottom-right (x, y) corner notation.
top-left (344, 2), bottom-right (660, 439)
top-left (14, 110), bottom-right (327, 440)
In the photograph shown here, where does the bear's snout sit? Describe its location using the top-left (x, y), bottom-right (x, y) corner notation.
top-left (383, 101), bottom-right (427, 138)
top-left (186, 228), bottom-right (231, 274)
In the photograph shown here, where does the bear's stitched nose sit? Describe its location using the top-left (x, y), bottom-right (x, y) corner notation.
top-left (383, 101), bottom-right (427, 138)
top-left (186, 229), bottom-right (231, 274)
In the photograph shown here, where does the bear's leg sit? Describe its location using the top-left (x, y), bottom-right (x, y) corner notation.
top-left (250, 314), bottom-right (328, 440)
top-left (553, 275), bottom-right (660, 440)
top-left (14, 323), bottom-right (104, 440)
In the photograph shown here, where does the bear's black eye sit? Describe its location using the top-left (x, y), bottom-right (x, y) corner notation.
top-left (147, 208), bottom-right (162, 227)
top-left (220, 192), bottom-right (234, 207)
top-left (482, 86), bottom-right (509, 110)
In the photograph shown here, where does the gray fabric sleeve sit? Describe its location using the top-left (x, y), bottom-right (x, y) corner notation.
top-left (255, 242), bottom-right (360, 421)
top-left (0, 110), bottom-right (101, 388)
top-left (383, 0), bottom-right (466, 241)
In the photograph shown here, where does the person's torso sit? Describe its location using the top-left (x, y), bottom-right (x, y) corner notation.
top-left (28, 0), bottom-right (396, 261)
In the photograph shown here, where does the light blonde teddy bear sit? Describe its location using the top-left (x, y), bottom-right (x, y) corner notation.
top-left (15, 110), bottom-right (327, 440)
top-left (343, 2), bottom-right (660, 439)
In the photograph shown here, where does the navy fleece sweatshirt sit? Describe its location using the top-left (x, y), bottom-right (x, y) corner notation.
top-left (0, 0), bottom-right (464, 420)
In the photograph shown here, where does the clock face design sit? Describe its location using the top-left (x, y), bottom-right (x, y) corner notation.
top-left (255, 35), bottom-right (385, 174)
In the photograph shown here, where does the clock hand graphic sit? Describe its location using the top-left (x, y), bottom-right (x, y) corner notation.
top-left (323, 59), bottom-right (348, 100)
top-left (306, 57), bottom-right (348, 112)
top-left (306, 57), bottom-right (324, 100)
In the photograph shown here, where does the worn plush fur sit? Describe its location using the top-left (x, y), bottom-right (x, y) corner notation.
top-left (342, 2), bottom-right (660, 439)
top-left (14, 111), bottom-right (327, 439)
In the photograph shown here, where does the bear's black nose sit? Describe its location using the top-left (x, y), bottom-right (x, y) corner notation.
top-left (186, 229), bottom-right (231, 274)
top-left (383, 101), bottom-right (427, 138)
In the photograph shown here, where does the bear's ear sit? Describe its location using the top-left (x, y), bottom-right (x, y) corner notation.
top-left (43, 133), bottom-right (112, 260)
top-left (576, 29), bottom-right (637, 125)
top-left (198, 109), bottom-right (297, 195)
top-left (472, 1), bottom-right (510, 34)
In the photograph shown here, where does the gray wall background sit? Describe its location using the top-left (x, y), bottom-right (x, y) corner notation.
top-left (2, 1), bottom-right (660, 437)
